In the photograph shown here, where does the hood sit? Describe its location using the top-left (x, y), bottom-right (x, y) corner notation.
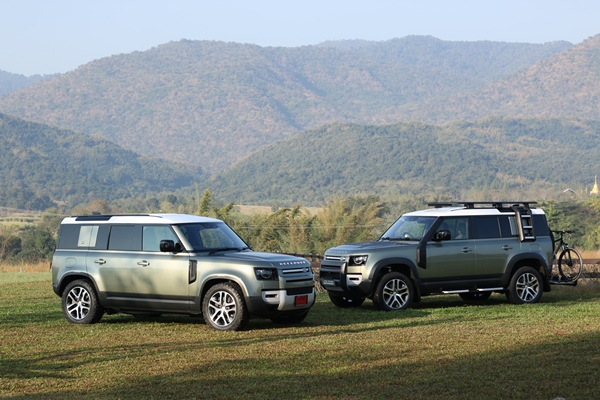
top-left (326, 240), bottom-right (417, 254)
top-left (212, 250), bottom-right (312, 267)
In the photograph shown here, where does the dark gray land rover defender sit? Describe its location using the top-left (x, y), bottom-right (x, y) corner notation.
top-left (319, 202), bottom-right (554, 310)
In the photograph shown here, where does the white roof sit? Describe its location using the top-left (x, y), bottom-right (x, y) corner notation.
top-left (60, 213), bottom-right (222, 225)
top-left (405, 206), bottom-right (545, 218)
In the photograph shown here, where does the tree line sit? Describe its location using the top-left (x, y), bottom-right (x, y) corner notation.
top-left (3, 190), bottom-right (600, 265)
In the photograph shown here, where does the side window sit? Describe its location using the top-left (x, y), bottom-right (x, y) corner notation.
top-left (108, 225), bottom-right (142, 251)
top-left (500, 216), bottom-right (518, 238)
top-left (532, 215), bottom-right (549, 236)
top-left (438, 217), bottom-right (469, 240)
top-left (474, 216), bottom-right (501, 239)
top-left (57, 224), bottom-right (103, 249)
top-left (143, 226), bottom-right (179, 252)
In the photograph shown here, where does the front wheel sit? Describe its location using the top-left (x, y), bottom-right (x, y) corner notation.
top-left (372, 272), bottom-right (414, 311)
top-left (558, 248), bottom-right (583, 282)
top-left (507, 267), bottom-right (543, 304)
top-left (328, 294), bottom-right (365, 308)
top-left (62, 279), bottom-right (104, 324)
top-left (202, 283), bottom-right (249, 331)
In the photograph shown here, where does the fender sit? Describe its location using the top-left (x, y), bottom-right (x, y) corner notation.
top-left (54, 271), bottom-right (100, 297)
top-left (367, 257), bottom-right (421, 297)
top-left (500, 252), bottom-right (551, 289)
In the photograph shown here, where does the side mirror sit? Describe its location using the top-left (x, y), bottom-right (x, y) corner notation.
top-left (160, 240), bottom-right (183, 253)
top-left (433, 230), bottom-right (451, 242)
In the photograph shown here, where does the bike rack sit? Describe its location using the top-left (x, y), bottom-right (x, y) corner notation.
top-left (549, 276), bottom-right (578, 286)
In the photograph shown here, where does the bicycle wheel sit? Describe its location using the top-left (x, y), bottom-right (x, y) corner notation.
top-left (558, 248), bottom-right (583, 282)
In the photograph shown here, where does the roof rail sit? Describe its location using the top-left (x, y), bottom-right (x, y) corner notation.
top-left (72, 213), bottom-right (154, 221)
top-left (426, 201), bottom-right (537, 210)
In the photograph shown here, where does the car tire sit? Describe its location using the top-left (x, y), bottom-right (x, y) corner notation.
top-left (507, 267), bottom-right (543, 304)
top-left (459, 292), bottom-right (492, 302)
top-left (328, 294), bottom-right (366, 308)
top-left (372, 272), bottom-right (414, 311)
top-left (62, 279), bottom-right (104, 324)
top-left (270, 311), bottom-right (310, 324)
top-left (202, 282), bottom-right (249, 331)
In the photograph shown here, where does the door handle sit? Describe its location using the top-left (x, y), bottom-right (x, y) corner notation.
top-left (461, 247), bottom-right (472, 253)
top-left (502, 245), bottom-right (512, 250)
top-left (137, 261), bottom-right (150, 267)
top-left (94, 259), bottom-right (106, 265)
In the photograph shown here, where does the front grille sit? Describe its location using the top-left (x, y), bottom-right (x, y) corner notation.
top-left (325, 255), bottom-right (344, 261)
top-left (281, 267), bottom-right (310, 275)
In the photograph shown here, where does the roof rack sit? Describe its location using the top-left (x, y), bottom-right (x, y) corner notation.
top-left (426, 201), bottom-right (537, 210)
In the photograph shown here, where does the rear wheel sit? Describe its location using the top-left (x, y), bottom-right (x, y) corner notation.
top-left (328, 294), bottom-right (365, 308)
top-left (558, 248), bottom-right (583, 282)
top-left (372, 272), bottom-right (414, 311)
top-left (507, 267), bottom-right (543, 304)
top-left (459, 292), bottom-right (492, 302)
top-left (62, 279), bottom-right (104, 324)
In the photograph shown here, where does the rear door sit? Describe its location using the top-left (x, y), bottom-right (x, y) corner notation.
top-left (474, 216), bottom-right (521, 287)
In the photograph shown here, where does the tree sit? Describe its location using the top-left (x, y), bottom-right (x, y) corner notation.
top-left (19, 229), bottom-right (56, 262)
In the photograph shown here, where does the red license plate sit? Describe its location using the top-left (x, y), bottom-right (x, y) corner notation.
top-left (295, 295), bottom-right (308, 306)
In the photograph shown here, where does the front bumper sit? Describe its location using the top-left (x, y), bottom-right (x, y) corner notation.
top-left (246, 286), bottom-right (315, 318)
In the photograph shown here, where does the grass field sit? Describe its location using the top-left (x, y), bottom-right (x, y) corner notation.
top-left (1, 272), bottom-right (599, 400)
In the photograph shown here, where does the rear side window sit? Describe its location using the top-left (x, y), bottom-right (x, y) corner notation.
top-left (57, 224), bottom-right (109, 249)
top-left (533, 215), bottom-right (550, 236)
top-left (474, 217), bottom-right (501, 239)
top-left (108, 225), bottom-right (142, 251)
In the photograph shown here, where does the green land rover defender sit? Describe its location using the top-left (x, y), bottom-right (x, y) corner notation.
top-left (319, 202), bottom-right (554, 310)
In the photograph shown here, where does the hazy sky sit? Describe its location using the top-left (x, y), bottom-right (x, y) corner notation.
top-left (2, 0), bottom-right (599, 76)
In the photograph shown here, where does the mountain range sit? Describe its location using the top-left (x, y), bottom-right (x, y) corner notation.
top-left (0, 112), bottom-right (202, 209)
top-left (208, 117), bottom-right (600, 205)
top-left (0, 36), bottom-right (573, 172)
top-left (1, 34), bottom-right (600, 210)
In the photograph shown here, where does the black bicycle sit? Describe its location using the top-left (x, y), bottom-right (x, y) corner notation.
top-left (552, 230), bottom-right (583, 282)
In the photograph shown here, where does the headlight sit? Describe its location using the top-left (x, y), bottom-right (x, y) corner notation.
top-left (254, 268), bottom-right (279, 280)
top-left (350, 255), bottom-right (368, 265)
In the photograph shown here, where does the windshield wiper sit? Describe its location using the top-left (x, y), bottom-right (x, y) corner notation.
top-left (208, 247), bottom-right (248, 255)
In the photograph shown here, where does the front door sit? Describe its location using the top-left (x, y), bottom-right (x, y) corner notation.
top-left (422, 217), bottom-right (477, 292)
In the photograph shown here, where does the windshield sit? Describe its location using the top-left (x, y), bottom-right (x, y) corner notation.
top-left (380, 216), bottom-right (436, 241)
top-left (176, 222), bottom-right (248, 252)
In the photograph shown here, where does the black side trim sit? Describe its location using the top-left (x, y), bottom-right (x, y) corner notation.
top-left (189, 260), bottom-right (197, 284)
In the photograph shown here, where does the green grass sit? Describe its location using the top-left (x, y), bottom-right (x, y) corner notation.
top-left (1, 274), bottom-right (599, 399)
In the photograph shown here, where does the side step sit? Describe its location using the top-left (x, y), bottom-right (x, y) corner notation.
top-left (442, 287), bottom-right (504, 294)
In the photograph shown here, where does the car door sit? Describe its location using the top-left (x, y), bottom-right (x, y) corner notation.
top-left (94, 224), bottom-right (190, 312)
top-left (474, 215), bottom-right (521, 287)
top-left (422, 217), bottom-right (477, 291)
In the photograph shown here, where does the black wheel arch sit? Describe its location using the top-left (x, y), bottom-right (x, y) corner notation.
top-left (502, 253), bottom-right (551, 292)
top-left (56, 272), bottom-right (101, 298)
top-left (368, 257), bottom-right (422, 302)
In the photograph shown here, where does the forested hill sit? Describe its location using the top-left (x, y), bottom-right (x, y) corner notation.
top-left (208, 117), bottom-right (600, 205)
top-left (0, 70), bottom-right (58, 96)
top-left (397, 34), bottom-right (600, 123)
top-left (0, 113), bottom-right (203, 210)
top-left (0, 37), bottom-right (571, 172)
